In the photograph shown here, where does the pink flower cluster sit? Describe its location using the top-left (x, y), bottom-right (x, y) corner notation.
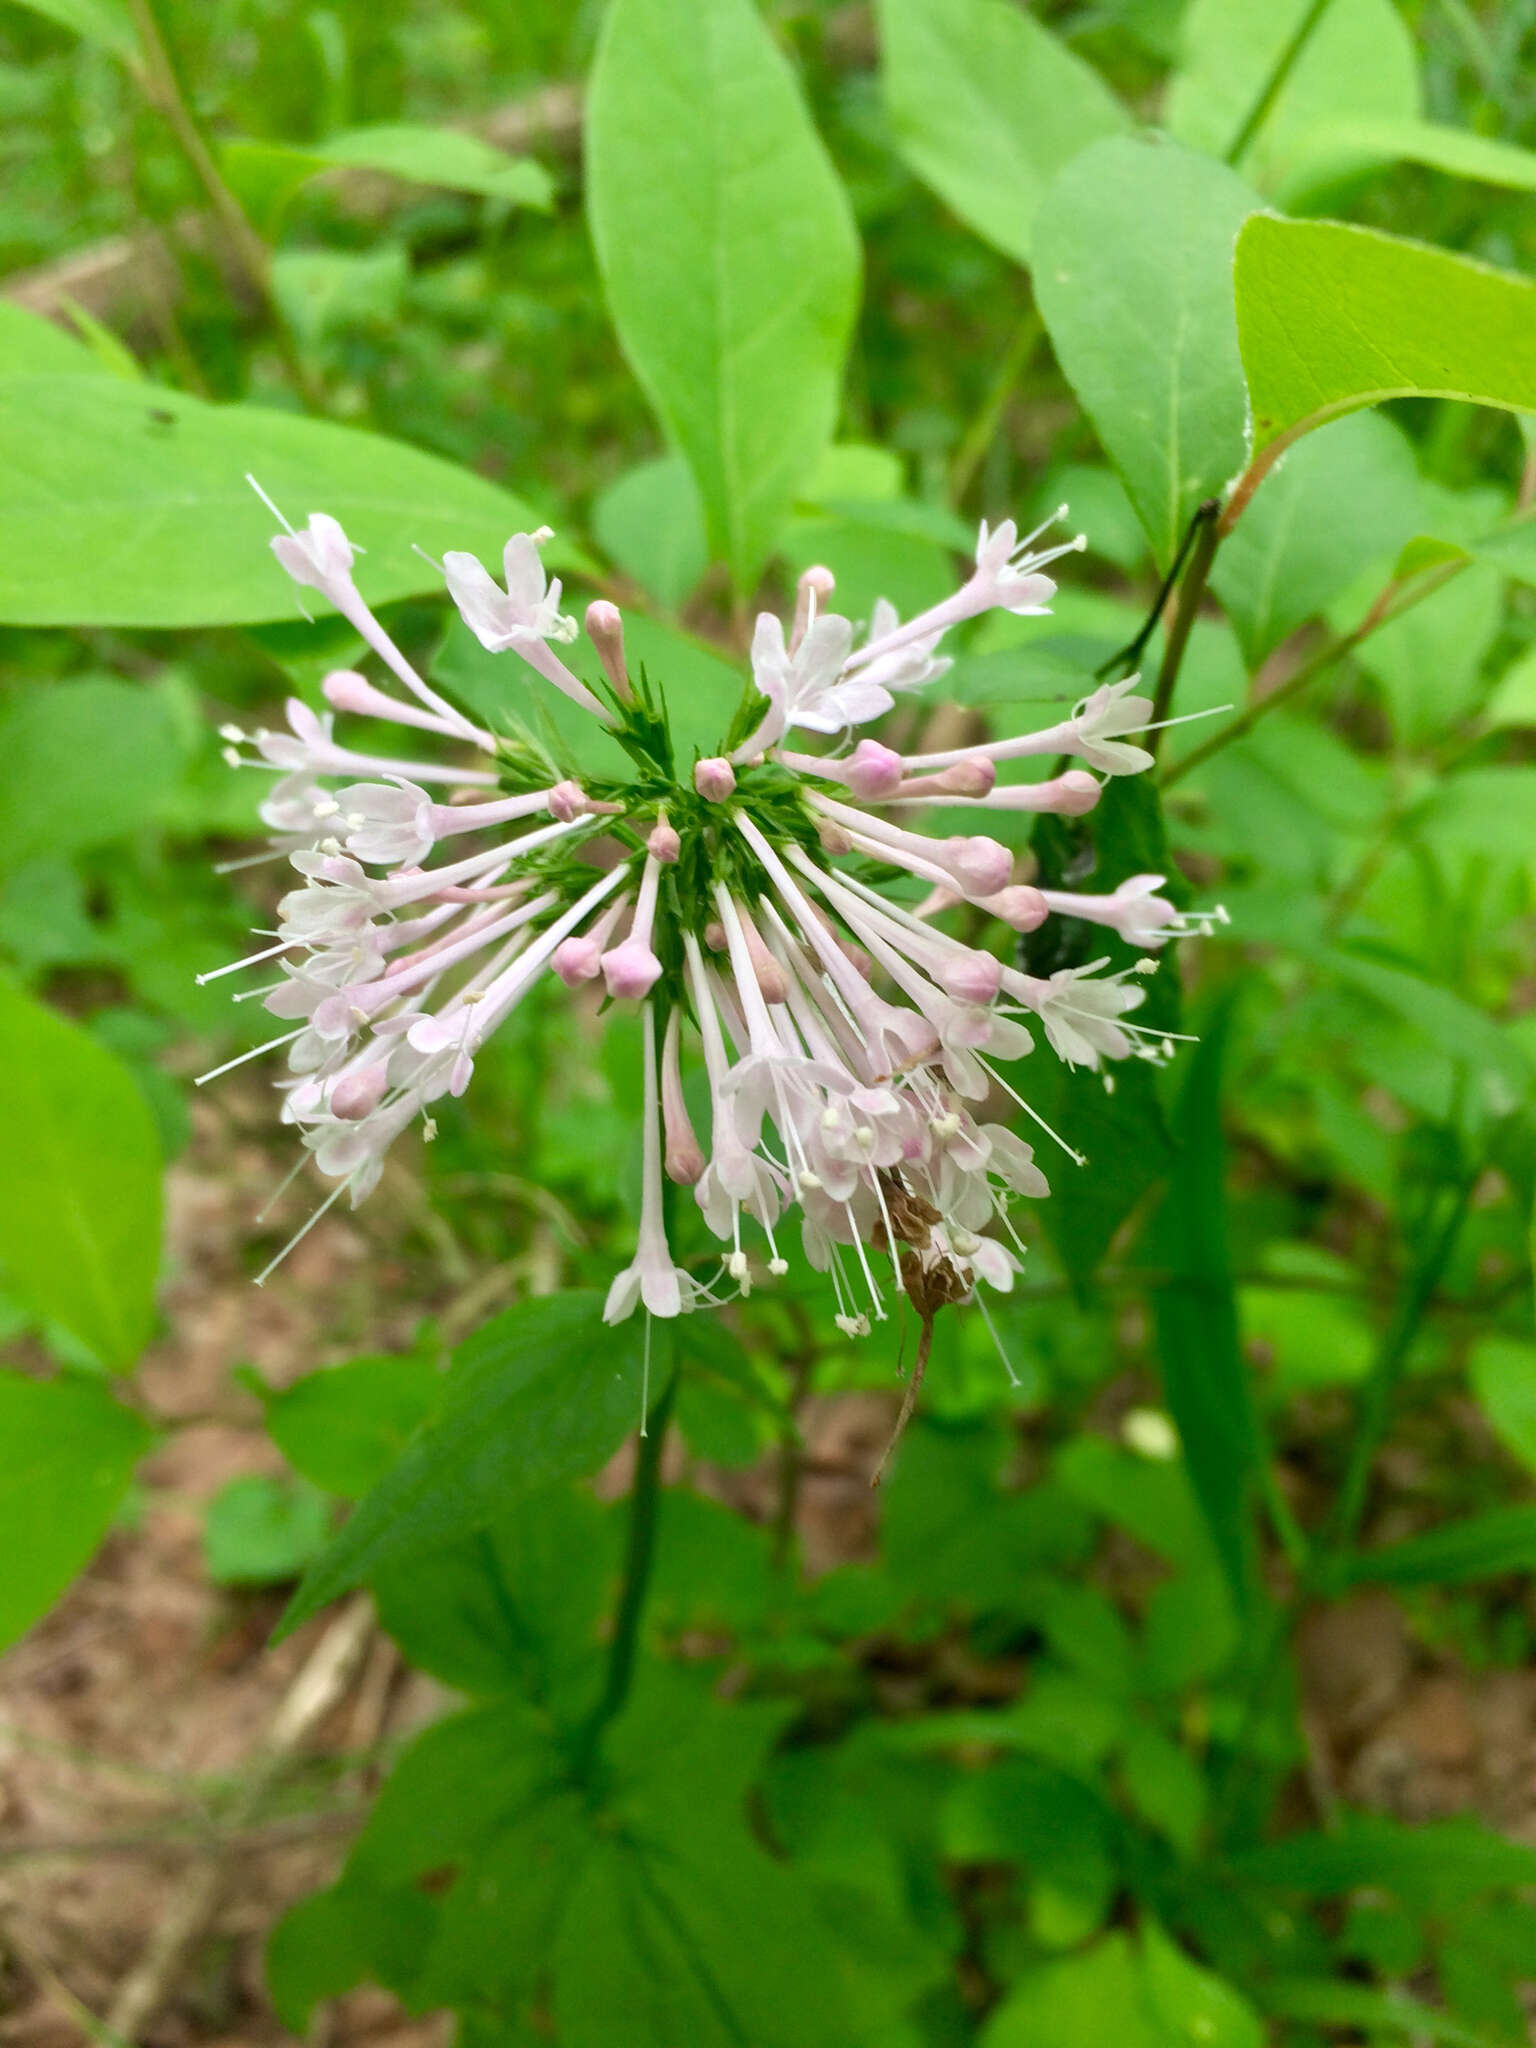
top-left (207, 494), bottom-right (1222, 1339)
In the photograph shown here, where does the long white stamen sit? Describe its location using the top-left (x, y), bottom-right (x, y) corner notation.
top-left (194, 1027), bottom-right (305, 1086)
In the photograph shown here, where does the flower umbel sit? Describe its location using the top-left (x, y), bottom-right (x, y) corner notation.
top-left (209, 500), bottom-right (1222, 1351)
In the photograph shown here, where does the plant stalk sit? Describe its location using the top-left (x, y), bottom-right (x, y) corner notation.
top-left (574, 1360), bottom-right (677, 1776)
top-left (1223, 0), bottom-right (1337, 166)
top-left (1148, 498), bottom-right (1220, 750)
top-left (948, 308), bottom-right (1043, 508)
top-left (126, 0), bottom-right (325, 411)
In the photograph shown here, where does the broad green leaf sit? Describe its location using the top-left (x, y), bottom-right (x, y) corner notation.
top-left (1166, 0), bottom-right (1417, 196)
top-left (946, 1757), bottom-right (1117, 1947)
top-left (1460, 1336), bottom-right (1536, 1471)
top-left (223, 126), bottom-right (552, 239)
top-left (1118, 1723), bottom-right (1206, 1855)
top-left (1024, 776), bottom-right (1179, 1284)
top-left (875, 0), bottom-right (1127, 266)
top-left (1235, 217), bottom-right (1536, 466)
top-left (1351, 561), bottom-right (1504, 743)
top-left (1141, 1923), bottom-right (1264, 2048)
top-left (278, 1293), bottom-right (653, 1634)
top-left (255, 1352), bottom-right (443, 1498)
top-left (1034, 137), bottom-right (1260, 565)
top-left (6, 0), bottom-right (137, 59)
top-left (1308, 948), bottom-right (1529, 1118)
top-left (0, 680), bottom-right (183, 875)
top-left (590, 454), bottom-right (708, 611)
top-left (983, 1932), bottom-right (1159, 2048)
top-left (0, 986), bottom-right (162, 1369)
top-left (369, 1487), bottom-right (618, 1708)
top-left (1210, 413), bottom-right (1424, 666)
top-left (0, 1373), bottom-right (151, 1651)
top-left (1283, 116), bottom-right (1536, 203)
top-left (0, 374), bottom-right (548, 627)
top-left (1149, 1000), bottom-right (1259, 1610)
top-left (1343, 1505), bottom-right (1536, 1588)
top-left (203, 1474), bottom-right (330, 1587)
top-left (271, 246), bottom-right (408, 351)
top-left (586, 0), bottom-right (860, 588)
top-left (0, 303), bottom-right (107, 376)
top-left (1484, 647), bottom-right (1536, 729)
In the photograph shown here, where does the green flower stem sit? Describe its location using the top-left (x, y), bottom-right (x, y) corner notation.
top-left (125, 0), bottom-right (326, 414)
top-left (573, 1358), bottom-right (678, 1778)
top-left (1160, 556), bottom-right (1467, 789)
top-left (1148, 497), bottom-right (1220, 749)
top-left (1223, 0), bottom-right (1338, 167)
top-left (948, 306), bottom-right (1043, 508)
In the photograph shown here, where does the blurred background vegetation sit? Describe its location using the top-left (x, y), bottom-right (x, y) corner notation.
top-left (2, 0), bottom-right (1536, 2043)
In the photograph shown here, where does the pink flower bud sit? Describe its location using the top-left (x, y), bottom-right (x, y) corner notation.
top-left (980, 884), bottom-right (1048, 932)
top-left (694, 756), bottom-right (736, 802)
top-left (601, 937), bottom-right (664, 1000)
top-left (939, 950), bottom-right (1004, 1004)
top-left (585, 599), bottom-right (632, 702)
top-left (647, 820), bottom-right (681, 863)
top-left (1055, 770), bottom-right (1102, 815)
top-left (665, 1135), bottom-right (707, 1186)
top-left (330, 1063), bottom-right (389, 1120)
top-left (938, 757), bottom-right (996, 797)
top-left (818, 822), bottom-right (853, 856)
top-left (845, 739), bottom-right (905, 799)
top-left (320, 669), bottom-right (372, 712)
top-left (704, 920), bottom-right (728, 952)
top-left (945, 835), bottom-right (1012, 897)
top-left (552, 935), bottom-right (602, 986)
top-left (548, 779), bottom-right (586, 822)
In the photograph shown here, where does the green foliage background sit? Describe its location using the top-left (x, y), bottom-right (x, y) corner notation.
top-left (1, 0), bottom-right (1535, 2040)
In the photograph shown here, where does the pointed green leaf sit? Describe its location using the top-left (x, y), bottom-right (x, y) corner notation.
top-left (1236, 216), bottom-right (1536, 465)
top-left (0, 985), bottom-right (162, 1369)
top-left (875, 0), bottom-right (1127, 265)
top-left (1034, 137), bottom-right (1260, 565)
top-left (0, 1373), bottom-right (152, 1651)
top-left (585, 0), bottom-right (860, 589)
top-left (0, 375), bottom-right (549, 627)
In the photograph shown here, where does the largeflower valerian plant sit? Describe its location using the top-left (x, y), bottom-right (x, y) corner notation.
top-left (210, 497), bottom-right (1221, 1384)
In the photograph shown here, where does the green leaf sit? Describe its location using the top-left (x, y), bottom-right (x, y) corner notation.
top-left (1033, 136), bottom-right (1260, 565)
top-left (1351, 560), bottom-right (1504, 744)
top-left (0, 680), bottom-right (183, 875)
top-left (0, 304), bottom-right (109, 376)
top-left (1149, 999), bottom-right (1259, 1610)
top-left (1229, 1813), bottom-right (1536, 1899)
top-left (983, 1931), bottom-right (1159, 2048)
top-left (1210, 412), bottom-right (1425, 666)
top-left (203, 1474), bottom-right (331, 1587)
top-left (1306, 948), bottom-right (1529, 1119)
top-left (1024, 776), bottom-right (1180, 1285)
top-left (277, 1293), bottom-right (652, 1635)
top-left (585, 0), bottom-right (860, 588)
top-left (1484, 647), bottom-right (1536, 729)
top-left (1235, 216), bottom-right (1536, 467)
top-left (5, 0), bottom-right (138, 59)
top-left (0, 986), bottom-right (162, 1369)
top-left (875, 0), bottom-right (1127, 266)
top-left (1282, 115), bottom-right (1536, 203)
top-left (1166, 0), bottom-right (1417, 196)
top-left (0, 374), bottom-right (548, 627)
top-left (591, 454), bottom-right (708, 612)
top-left (257, 1352), bottom-right (443, 1499)
top-left (1141, 1922), bottom-right (1264, 2048)
top-left (1343, 1505), bottom-right (1536, 1588)
top-left (369, 1487), bottom-right (618, 1709)
top-left (0, 1373), bottom-right (151, 1651)
top-left (1470, 1339), bottom-right (1536, 1474)
top-left (1257, 1976), bottom-right (1517, 2048)
top-left (223, 124), bottom-right (551, 236)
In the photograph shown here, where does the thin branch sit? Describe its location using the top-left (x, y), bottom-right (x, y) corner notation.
top-left (1148, 497), bottom-right (1220, 748)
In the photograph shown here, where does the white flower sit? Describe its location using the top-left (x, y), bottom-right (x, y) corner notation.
top-left (442, 529), bottom-right (578, 650)
top-left (1069, 677), bottom-right (1155, 775)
